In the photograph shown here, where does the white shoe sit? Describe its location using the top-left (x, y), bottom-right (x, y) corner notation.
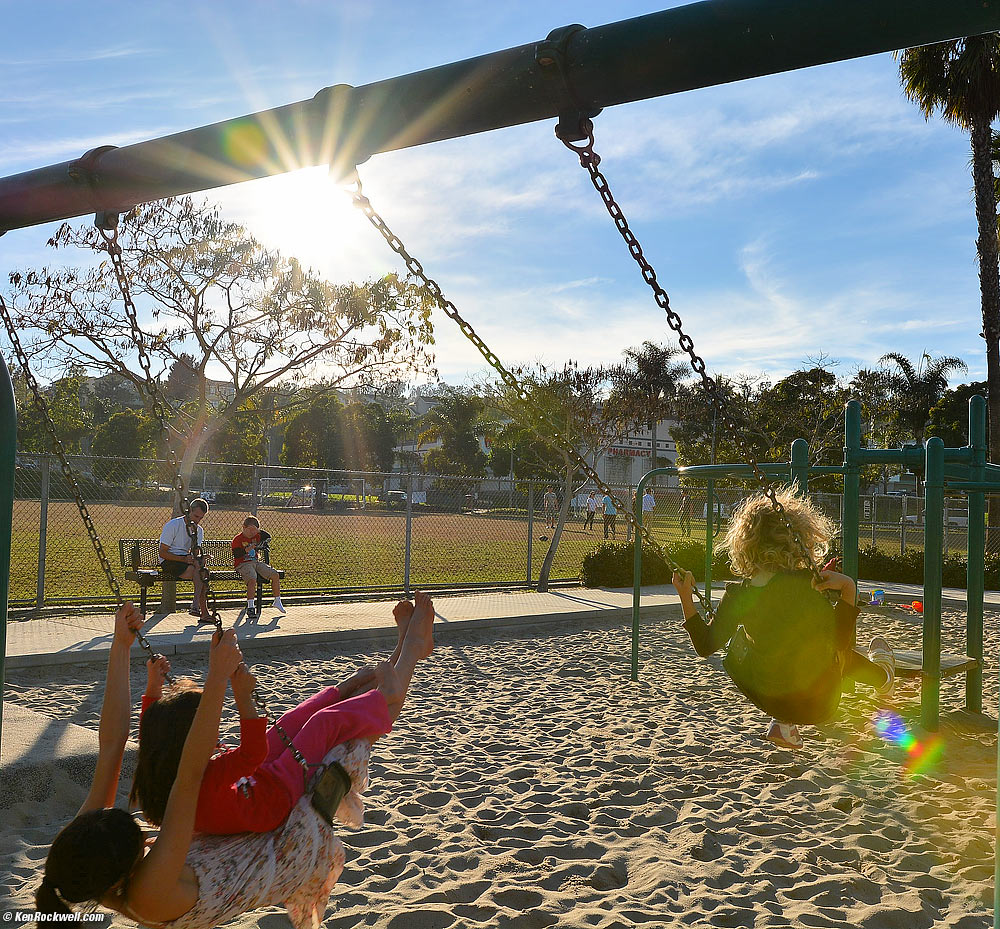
top-left (868, 636), bottom-right (896, 696)
top-left (273, 597), bottom-right (286, 614)
top-left (765, 719), bottom-right (804, 750)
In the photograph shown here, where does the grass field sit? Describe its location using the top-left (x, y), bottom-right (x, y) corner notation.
top-left (11, 498), bottom-right (971, 606)
top-left (11, 501), bottom-right (683, 605)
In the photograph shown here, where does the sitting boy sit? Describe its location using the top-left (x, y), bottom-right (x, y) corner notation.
top-left (232, 515), bottom-right (285, 619)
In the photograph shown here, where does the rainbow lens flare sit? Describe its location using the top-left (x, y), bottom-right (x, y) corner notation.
top-left (872, 710), bottom-right (943, 777)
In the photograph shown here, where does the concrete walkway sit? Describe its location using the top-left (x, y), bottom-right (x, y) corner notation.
top-left (4, 578), bottom-right (993, 671)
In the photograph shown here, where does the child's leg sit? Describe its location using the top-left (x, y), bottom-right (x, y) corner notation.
top-left (843, 648), bottom-right (890, 689)
top-left (265, 685), bottom-right (344, 759)
top-left (264, 601), bottom-right (414, 758)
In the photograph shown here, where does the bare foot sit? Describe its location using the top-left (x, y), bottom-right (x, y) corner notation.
top-left (390, 600), bottom-right (414, 664)
top-left (403, 590), bottom-right (434, 661)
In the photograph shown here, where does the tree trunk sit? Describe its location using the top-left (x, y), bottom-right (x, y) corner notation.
top-left (650, 419), bottom-right (657, 475)
top-left (537, 459), bottom-right (575, 592)
top-left (970, 113), bottom-right (1000, 529)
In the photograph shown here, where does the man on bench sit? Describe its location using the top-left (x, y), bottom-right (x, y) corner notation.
top-left (158, 498), bottom-right (212, 624)
top-left (233, 515), bottom-right (286, 620)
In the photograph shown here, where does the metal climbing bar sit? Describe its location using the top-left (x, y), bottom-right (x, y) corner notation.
top-left (1, 0), bottom-right (999, 232)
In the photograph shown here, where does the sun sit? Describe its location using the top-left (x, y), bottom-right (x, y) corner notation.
top-left (217, 165), bottom-right (387, 281)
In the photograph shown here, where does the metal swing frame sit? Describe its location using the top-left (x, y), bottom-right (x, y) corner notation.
top-left (3, 0), bottom-right (1000, 918)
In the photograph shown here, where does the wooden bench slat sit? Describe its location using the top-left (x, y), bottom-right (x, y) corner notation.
top-left (889, 649), bottom-right (979, 678)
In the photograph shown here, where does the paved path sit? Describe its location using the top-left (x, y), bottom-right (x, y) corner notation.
top-left (4, 578), bottom-right (993, 671)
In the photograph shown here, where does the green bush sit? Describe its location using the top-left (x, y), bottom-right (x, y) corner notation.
top-left (580, 540), bottom-right (736, 588)
top-left (583, 540), bottom-right (1000, 590)
top-left (858, 543), bottom-right (1000, 589)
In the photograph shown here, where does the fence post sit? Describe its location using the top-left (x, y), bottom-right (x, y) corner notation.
top-left (252, 464), bottom-right (260, 516)
top-left (900, 495), bottom-right (907, 555)
top-left (527, 482), bottom-right (534, 585)
top-left (36, 455), bottom-right (51, 609)
top-left (404, 472), bottom-right (413, 597)
top-left (871, 493), bottom-right (876, 547)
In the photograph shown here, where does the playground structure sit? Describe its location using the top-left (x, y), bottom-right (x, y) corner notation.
top-left (632, 396), bottom-right (994, 733)
top-left (3, 0), bottom-right (1000, 921)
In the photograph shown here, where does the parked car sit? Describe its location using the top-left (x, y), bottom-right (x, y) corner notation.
top-left (384, 490), bottom-right (408, 509)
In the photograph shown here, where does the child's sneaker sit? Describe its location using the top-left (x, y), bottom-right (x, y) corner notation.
top-left (765, 718), bottom-right (804, 750)
top-left (246, 607), bottom-right (259, 621)
top-left (868, 636), bottom-right (896, 696)
top-left (273, 597), bottom-right (286, 614)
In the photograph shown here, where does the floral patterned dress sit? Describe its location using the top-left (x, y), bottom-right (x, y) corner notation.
top-left (152, 739), bottom-right (370, 929)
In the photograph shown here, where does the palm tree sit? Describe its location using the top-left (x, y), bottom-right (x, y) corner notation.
top-left (897, 36), bottom-right (1000, 475)
top-left (608, 341), bottom-right (688, 475)
top-left (878, 351), bottom-right (968, 441)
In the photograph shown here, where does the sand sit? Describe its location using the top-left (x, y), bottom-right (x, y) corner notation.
top-left (1, 605), bottom-right (996, 928)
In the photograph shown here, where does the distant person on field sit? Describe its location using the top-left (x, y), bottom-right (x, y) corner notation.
top-left (585, 492), bottom-right (598, 531)
top-left (233, 516), bottom-right (285, 620)
top-left (642, 489), bottom-right (656, 520)
top-left (159, 499), bottom-right (212, 624)
top-left (602, 492), bottom-right (617, 540)
top-left (543, 486), bottom-right (558, 530)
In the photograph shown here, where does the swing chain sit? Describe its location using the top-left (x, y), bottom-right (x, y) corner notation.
top-left (346, 171), bottom-right (718, 617)
top-left (0, 293), bottom-right (168, 666)
top-left (94, 222), bottom-right (222, 628)
top-left (558, 119), bottom-right (825, 586)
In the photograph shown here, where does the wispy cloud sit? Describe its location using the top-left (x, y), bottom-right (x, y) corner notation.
top-left (0, 44), bottom-right (149, 66)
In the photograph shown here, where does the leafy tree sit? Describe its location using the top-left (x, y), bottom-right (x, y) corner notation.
top-left (850, 366), bottom-right (912, 491)
top-left (341, 402), bottom-right (398, 472)
top-left (927, 380), bottom-right (989, 447)
top-left (486, 363), bottom-right (620, 591)
top-left (418, 388), bottom-right (488, 476)
top-left (282, 393), bottom-right (344, 470)
top-left (5, 196), bottom-right (435, 510)
top-left (91, 409), bottom-right (159, 484)
top-left (87, 373), bottom-right (143, 426)
top-left (672, 365), bottom-right (847, 491)
top-left (897, 37), bottom-right (1000, 514)
top-left (606, 341), bottom-right (687, 474)
top-left (163, 353), bottom-right (199, 401)
top-left (878, 352), bottom-right (968, 441)
top-left (15, 371), bottom-right (91, 455)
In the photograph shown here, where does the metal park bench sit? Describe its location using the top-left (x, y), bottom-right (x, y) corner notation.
top-left (119, 538), bottom-right (285, 616)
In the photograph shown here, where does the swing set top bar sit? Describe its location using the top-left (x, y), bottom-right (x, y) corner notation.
top-left (1, 0), bottom-right (998, 233)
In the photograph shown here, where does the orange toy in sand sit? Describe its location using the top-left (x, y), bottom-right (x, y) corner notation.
top-left (912, 600), bottom-right (923, 613)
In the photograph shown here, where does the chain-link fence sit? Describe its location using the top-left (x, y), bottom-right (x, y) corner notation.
top-left (10, 455), bottom-right (632, 607)
top-left (14, 455), bottom-right (998, 607)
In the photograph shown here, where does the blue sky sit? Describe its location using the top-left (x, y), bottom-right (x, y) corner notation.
top-left (0, 1), bottom-right (989, 391)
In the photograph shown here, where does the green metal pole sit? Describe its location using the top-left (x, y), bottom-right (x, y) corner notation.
top-left (632, 474), bottom-right (647, 682)
top-left (705, 478), bottom-right (714, 610)
top-left (843, 401), bottom-right (861, 584)
top-left (3, 1), bottom-right (1000, 231)
top-left (0, 355), bottom-right (15, 750)
top-left (923, 437), bottom-right (944, 732)
top-left (967, 395), bottom-right (986, 715)
top-left (790, 438), bottom-right (809, 494)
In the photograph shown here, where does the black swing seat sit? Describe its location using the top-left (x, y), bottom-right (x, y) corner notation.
top-left (880, 648), bottom-right (980, 679)
top-left (118, 538), bottom-right (285, 614)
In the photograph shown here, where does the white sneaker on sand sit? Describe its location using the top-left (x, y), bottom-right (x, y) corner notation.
top-left (273, 597), bottom-right (286, 614)
top-left (765, 719), bottom-right (804, 750)
top-left (868, 636), bottom-right (896, 696)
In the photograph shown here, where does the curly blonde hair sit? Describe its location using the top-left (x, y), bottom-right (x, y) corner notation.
top-left (722, 487), bottom-right (834, 577)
